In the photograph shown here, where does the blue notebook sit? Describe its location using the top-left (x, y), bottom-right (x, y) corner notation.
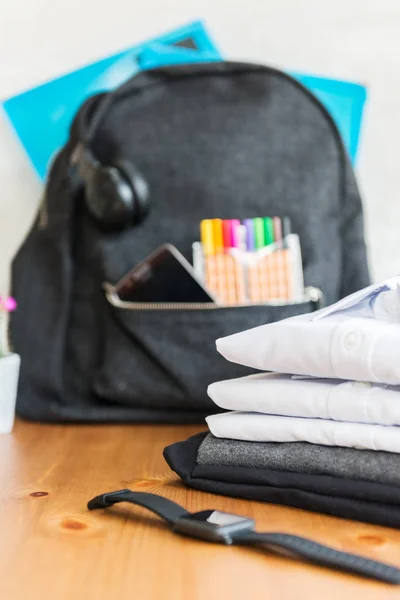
top-left (2, 21), bottom-right (220, 180)
top-left (292, 72), bottom-right (367, 164)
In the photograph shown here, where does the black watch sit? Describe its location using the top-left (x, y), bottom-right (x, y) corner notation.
top-left (88, 489), bottom-right (400, 585)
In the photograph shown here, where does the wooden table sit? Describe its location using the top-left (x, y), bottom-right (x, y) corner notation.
top-left (1, 422), bottom-right (400, 600)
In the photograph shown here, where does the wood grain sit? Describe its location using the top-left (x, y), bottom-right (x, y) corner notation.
top-left (1, 421), bottom-right (400, 600)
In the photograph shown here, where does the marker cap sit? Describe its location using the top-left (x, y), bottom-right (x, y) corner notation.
top-left (282, 217), bottom-right (292, 238)
top-left (200, 219), bottom-right (215, 256)
top-left (264, 217), bottom-right (274, 245)
top-left (273, 216), bottom-right (283, 242)
top-left (230, 219), bottom-right (242, 249)
top-left (223, 220), bottom-right (234, 250)
top-left (213, 219), bottom-right (224, 252)
top-left (243, 219), bottom-right (255, 251)
top-left (254, 217), bottom-right (266, 249)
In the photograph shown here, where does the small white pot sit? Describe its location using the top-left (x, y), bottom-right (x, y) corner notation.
top-left (0, 353), bottom-right (21, 434)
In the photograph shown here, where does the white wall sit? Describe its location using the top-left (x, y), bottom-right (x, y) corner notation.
top-left (1, 0), bottom-right (400, 293)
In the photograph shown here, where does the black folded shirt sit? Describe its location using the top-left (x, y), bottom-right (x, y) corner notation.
top-left (164, 432), bottom-right (400, 529)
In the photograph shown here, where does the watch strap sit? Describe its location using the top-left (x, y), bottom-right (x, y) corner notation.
top-left (237, 531), bottom-right (400, 585)
top-left (88, 489), bottom-right (190, 525)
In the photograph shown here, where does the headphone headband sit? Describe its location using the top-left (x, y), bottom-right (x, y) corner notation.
top-left (72, 70), bottom-right (165, 152)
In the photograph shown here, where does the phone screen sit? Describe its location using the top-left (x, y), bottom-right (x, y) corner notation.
top-left (116, 245), bottom-right (214, 304)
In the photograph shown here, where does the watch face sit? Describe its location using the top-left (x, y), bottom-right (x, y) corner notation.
top-left (206, 511), bottom-right (252, 527)
top-left (174, 510), bottom-right (255, 543)
top-left (189, 510), bottom-right (252, 528)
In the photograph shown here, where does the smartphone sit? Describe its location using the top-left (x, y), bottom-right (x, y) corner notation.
top-left (114, 244), bottom-right (216, 304)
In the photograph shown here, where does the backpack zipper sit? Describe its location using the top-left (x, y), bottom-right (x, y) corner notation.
top-left (104, 284), bottom-right (323, 311)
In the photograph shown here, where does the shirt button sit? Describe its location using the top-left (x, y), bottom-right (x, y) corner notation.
top-left (344, 331), bottom-right (360, 350)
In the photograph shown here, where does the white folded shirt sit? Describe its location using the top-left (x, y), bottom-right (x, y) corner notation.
top-left (216, 278), bottom-right (400, 385)
top-left (208, 373), bottom-right (400, 425)
top-left (206, 411), bottom-right (400, 453)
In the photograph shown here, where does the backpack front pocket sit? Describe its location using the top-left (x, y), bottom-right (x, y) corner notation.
top-left (92, 290), bottom-right (321, 413)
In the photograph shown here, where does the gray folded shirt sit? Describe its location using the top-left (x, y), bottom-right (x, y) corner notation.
top-left (197, 434), bottom-right (400, 486)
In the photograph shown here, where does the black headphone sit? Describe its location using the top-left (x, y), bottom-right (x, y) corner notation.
top-left (70, 82), bottom-right (151, 232)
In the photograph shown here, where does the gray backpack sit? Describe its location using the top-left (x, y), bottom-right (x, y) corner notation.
top-left (11, 61), bottom-right (369, 423)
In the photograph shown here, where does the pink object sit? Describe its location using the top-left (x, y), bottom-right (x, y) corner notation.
top-left (222, 220), bottom-right (233, 250)
top-left (273, 216), bottom-right (283, 242)
top-left (230, 219), bottom-right (242, 249)
top-left (0, 296), bottom-right (17, 312)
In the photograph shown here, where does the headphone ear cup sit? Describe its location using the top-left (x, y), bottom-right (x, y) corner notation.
top-left (85, 165), bottom-right (135, 231)
top-left (112, 159), bottom-right (150, 225)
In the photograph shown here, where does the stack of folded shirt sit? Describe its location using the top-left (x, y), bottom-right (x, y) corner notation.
top-left (164, 278), bottom-right (400, 528)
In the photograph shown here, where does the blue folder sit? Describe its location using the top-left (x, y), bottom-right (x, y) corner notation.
top-left (2, 21), bottom-right (220, 180)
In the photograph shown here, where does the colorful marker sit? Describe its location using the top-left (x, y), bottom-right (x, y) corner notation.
top-left (254, 217), bottom-right (266, 249)
top-left (271, 217), bottom-right (285, 299)
top-left (259, 217), bottom-right (275, 300)
top-left (248, 218), bottom-right (265, 302)
top-left (282, 217), bottom-right (292, 239)
top-left (213, 219), bottom-right (229, 305)
top-left (255, 217), bottom-right (272, 301)
top-left (273, 216), bottom-right (283, 245)
top-left (222, 220), bottom-right (233, 251)
top-left (229, 220), bottom-right (246, 304)
top-left (230, 219), bottom-right (243, 250)
top-left (200, 219), bottom-right (215, 256)
top-left (243, 219), bottom-right (255, 251)
top-left (200, 219), bottom-right (219, 300)
top-left (281, 216), bottom-right (293, 299)
top-left (222, 220), bottom-right (237, 304)
top-left (264, 217), bottom-right (274, 246)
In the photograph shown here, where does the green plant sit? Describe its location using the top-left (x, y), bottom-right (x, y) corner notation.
top-left (0, 296), bottom-right (17, 358)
